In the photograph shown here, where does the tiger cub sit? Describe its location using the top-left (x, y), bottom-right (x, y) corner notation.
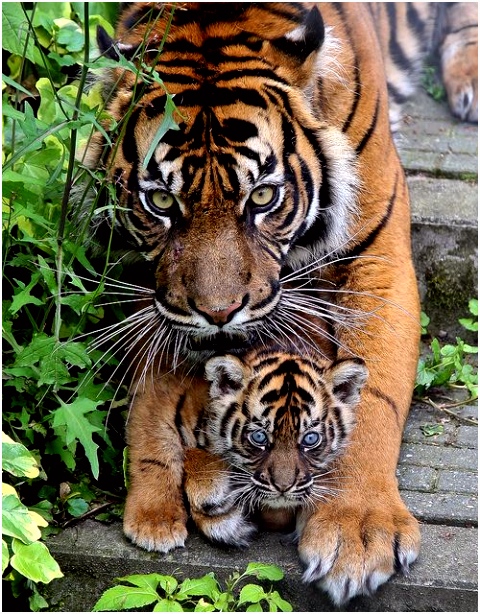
top-left (123, 347), bottom-right (367, 552)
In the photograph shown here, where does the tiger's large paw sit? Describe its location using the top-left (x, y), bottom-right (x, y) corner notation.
top-left (441, 37), bottom-right (478, 123)
top-left (184, 448), bottom-right (256, 546)
top-left (123, 495), bottom-right (188, 553)
top-left (297, 491), bottom-right (420, 606)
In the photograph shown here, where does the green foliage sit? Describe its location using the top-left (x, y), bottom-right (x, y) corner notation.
top-left (416, 300), bottom-right (478, 398)
top-left (93, 564), bottom-right (293, 612)
top-left (422, 63), bottom-right (446, 103)
top-left (2, 432), bottom-right (63, 610)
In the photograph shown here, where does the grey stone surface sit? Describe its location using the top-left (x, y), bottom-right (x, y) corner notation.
top-left (399, 443), bottom-right (477, 471)
top-left (44, 521), bottom-right (478, 612)
top-left (437, 470), bottom-right (478, 495)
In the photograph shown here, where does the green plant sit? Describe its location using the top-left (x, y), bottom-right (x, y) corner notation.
top-left (2, 432), bottom-right (63, 610)
top-left (93, 563), bottom-right (293, 612)
top-left (416, 299), bottom-right (478, 399)
top-left (422, 63), bottom-right (446, 102)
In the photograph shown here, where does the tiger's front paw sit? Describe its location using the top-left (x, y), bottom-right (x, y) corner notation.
top-left (184, 448), bottom-right (256, 546)
top-left (297, 492), bottom-right (420, 606)
top-left (123, 497), bottom-right (188, 553)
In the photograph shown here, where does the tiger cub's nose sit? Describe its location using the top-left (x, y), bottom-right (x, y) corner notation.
top-left (194, 300), bottom-right (243, 325)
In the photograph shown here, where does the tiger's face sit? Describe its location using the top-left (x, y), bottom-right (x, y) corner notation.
top-left (93, 4), bottom-right (359, 352)
top-left (203, 351), bottom-right (367, 509)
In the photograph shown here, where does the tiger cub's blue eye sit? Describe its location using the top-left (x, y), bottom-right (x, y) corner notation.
top-left (249, 430), bottom-right (268, 446)
top-left (301, 432), bottom-right (321, 448)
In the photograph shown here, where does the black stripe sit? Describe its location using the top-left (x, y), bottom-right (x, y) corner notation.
top-left (122, 107), bottom-right (141, 164)
top-left (174, 393), bottom-right (187, 445)
top-left (387, 4), bottom-right (415, 72)
top-left (220, 402), bottom-right (240, 438)
top-left (355, 97), bottom-right (380, 155)
top-left (340, 175), bottom-right (398, 261)
top-left (215, 68), bottom-right (289, 86)
top-left (387, 82), bottom-right (410, 105)
top-left (365, 385), bottom-right (401, 427)
top-left (406, 3), bottom-right (427, 40)
top-left (139, 458), bottom-right (170, 469)
top-left (447, 23), bottom-right (478, 36)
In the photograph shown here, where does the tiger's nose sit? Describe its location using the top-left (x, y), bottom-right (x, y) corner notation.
top-left (194, 299), bottom-right (244, 326)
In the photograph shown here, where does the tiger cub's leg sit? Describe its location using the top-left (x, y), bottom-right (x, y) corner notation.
top-left (184, 448), bottom-right (256, 546)
top-left (123, 378), bottom-right (188, 553)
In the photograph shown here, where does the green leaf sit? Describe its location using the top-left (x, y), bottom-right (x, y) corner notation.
top-left (246, 604), bottom-right (264, 612)
top-left (459, 317), bottom-right (478, 332)
top-left (154, 599), bottom-right (184, 612)
top-left (238, 584), bottom-right (268, 605)
top-left (468, 298), bottom-right (478, 317)
top-left (10, 539), bottom-right (63, 584)
top-left (2, 3), bottom-right (36, 62)
top-left (2, 539), bottom-right (10, 574)
top-left (93, 584), bottom-right (159, 611)
top-left (420, 424), bottom-right (444, 437)
top-left (29, 587), bottom-right (50, 611)
top-left (143, 94), bottom-right (180, 168)
top-left (244, 563), bottom-right (284, 581)
top-left (2, 494), bottom-right (41, 544)
top-left (9, 275), bottom-right (44, 315)
top-left (194, 598), bottom-right (216, 612)
top-left (269, 591), bottom-right (293, 612)
top-left (2, 433), bottom-right (40, 479)
top-left (67, 497), bottom-right (89, 517)
top-left (177, 574), bottom-right (220, 600)
top-left (52, 398), bottom-right (102, 479)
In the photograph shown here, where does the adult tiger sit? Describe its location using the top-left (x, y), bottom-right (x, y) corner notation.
top-left (86, 2), bottom-right (426, 606)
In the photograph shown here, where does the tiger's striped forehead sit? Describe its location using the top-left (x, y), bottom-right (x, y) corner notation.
top-left (246, 353), bottom-right (330, 433)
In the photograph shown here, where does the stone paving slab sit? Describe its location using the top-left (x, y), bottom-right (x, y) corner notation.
top-left (44, 520), bottom-right (478, 612)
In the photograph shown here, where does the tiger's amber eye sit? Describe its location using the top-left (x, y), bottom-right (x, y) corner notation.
top-left (151, 191), bottom-right (175, 209)
top-left (249, 185), bottom-right (276, 207)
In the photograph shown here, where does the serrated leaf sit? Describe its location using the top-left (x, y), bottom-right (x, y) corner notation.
top-left (194, 598), bottom-right (216, 612)
top-left (154, 599), bottom-right (184, 612)
top-left (52, 398), bottom-right (102, 479)
top-left (14, 333), bottom-right (55, 368)
top-left (245, 563), bottom-right (284, 581)
top-left (177, 574), bottom-right (219, 599)
top-left (10, 539), bottom-right (63, 583)
top-left (2, 433), bottom-right (40, 478)
top-left (9, 274), bottom-right (44, 315)
top-left (238, 584), bottom-right (268, 605)
top-left (92, 584), bottom-right (159, 611)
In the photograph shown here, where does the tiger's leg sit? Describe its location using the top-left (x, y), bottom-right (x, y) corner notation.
top-left (184, 448), bottom-right (256, 546)
top-left (123, 378), bottom-right (188, 553)
top-left (296, 177), bottom-right (421, 604)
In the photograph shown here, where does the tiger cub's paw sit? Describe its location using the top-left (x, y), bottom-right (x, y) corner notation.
top-left (123, 496), bottom-right (188, 553)
top-left (297, 493), bottom-right (420, 606)
top-left (192, 506), bottom-right (257, 547)
top-left (184, 448), bottom-right (256, 546)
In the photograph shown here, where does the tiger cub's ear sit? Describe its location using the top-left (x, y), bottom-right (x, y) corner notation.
top-left (328, 359), bottom-right (368, 408)
top-left (205, 356), bottom-right (249, 399)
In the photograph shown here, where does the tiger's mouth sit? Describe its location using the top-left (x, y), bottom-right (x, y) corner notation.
top-left (186, 329), bottom-right (260, 353)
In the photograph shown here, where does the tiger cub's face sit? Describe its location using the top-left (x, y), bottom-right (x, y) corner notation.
top-left (203, 351), bottom-right (367, 510)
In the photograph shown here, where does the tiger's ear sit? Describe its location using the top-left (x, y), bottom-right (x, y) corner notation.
top-left (328, 359), bottom-right (368, 408)
top-left (205, 355), bottom-right (248, 399)
top-left (96, 25), bottom-right (138, 61)
top-left (271, 6), bottom-right (325, 63)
